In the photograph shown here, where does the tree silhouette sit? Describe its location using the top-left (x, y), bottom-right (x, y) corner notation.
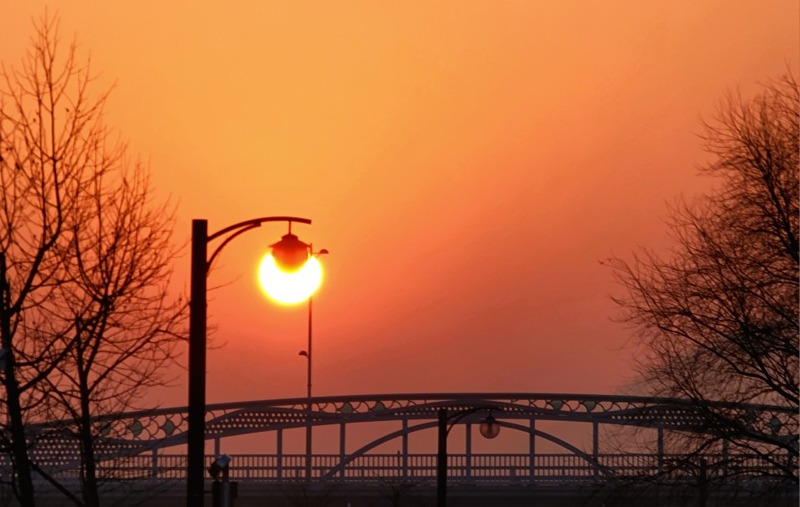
top-left (0, 14), bottom-right (184, 506)
top-left (608, 73), bottom-right (799, 485)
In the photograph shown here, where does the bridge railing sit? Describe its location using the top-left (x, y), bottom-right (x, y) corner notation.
top-left (31, 453), bottom-right (789, 484)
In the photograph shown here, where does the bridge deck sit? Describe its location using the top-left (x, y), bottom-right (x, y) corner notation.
top-left (33, 452), bottom-right (790, 484)
top-left (18, 393), bottom-right (798, 489)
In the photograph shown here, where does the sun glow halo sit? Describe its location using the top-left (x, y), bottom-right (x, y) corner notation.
top-left (258, 253), bottom-right (322, 304)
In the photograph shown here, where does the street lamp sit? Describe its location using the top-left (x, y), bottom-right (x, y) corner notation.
top-left (187, 217), bottom-right (318, 507)
top-left (298, 248), bottom-right (327, 480)
top-left (437, 407), bottom-right (501, 507)
top-left (258, 236), bottom-right (324, 305)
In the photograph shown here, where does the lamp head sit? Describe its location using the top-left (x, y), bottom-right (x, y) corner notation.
top-left (270, 233), bottom-right (310, 273)
top-left (479, 415), bottom-right (501, 439)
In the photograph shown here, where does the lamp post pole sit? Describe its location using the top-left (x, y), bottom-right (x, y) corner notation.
top-left (301, 248), bottom-right (326, 481)
top-left (187, 216), bottom-right (313, 507)
top-left (436, 409), bottom-right (448, 507)
top-left (304, 295), bottom-right (313, 480)
top-left (187, 220), bottom-right (209, 507)
top-left (436, 408), bottom-right (501, 507)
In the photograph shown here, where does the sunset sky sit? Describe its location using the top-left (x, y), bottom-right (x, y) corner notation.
top-left (2, 2), bottom-right (797, 412)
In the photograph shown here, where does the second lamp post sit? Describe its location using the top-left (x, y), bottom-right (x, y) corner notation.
top-left (437, 408), bottom-right (501, 507)
top-left (297, 248), bottom-right (327, 481)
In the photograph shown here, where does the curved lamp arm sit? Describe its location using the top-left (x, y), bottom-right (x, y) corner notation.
top-left (205, 216), bottom-right (312, 274)
top-left (441, 406), bottom-right (502, 438)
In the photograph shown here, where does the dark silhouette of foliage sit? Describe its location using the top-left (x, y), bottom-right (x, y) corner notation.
top-left (607, 73), bottom-right (799, 487)
top-left (0, 14), bottom-right (184, 506)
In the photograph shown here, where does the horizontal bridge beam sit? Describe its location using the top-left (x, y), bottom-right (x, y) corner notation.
top-left (12, 453), bottom-right (789, 484)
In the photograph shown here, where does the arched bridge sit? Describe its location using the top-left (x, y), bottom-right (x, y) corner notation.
top-left (24, 393), bottom-right (798, 484)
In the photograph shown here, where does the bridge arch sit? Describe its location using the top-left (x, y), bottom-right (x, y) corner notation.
top-left (320, 418), bottom-right (613, 480)
top-left (20, 393), bottom-right (797, 483)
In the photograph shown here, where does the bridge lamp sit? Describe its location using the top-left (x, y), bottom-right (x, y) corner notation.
top-left (438, 409), bottom-right (501, 507)
top-left (259, 233), bottom-right (324, 305)
top-left (479, 415), bottom-right (501, 439)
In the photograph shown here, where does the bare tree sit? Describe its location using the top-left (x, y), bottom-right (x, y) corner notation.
top-left (44, 164), bottom-right (184, 506)
top-left (0, 15), bottom-right (184, 506)
top-left (607, 73), bottom-right (799, 484)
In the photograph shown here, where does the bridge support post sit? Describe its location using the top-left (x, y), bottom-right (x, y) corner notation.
top-left (657, 426), bottom-right (664, 474)
top-left (465, 423), bottom-right (472, 481)
top-left (402, 419), bottom-right (409, 480)
top-left (529, 418), bottom-right (536, 482)
top-left (276, 429), bottom-right (283, 479)
top-left (721, 438), bottom-right (729, 477)
top-left (437, 409), bottom-right (447, 507)
top-left (698, 458), bottom-right (708, 507)
top-left (592, 422), bottom-right (599, 479)
top-left (339, 423), bottom-right (346, 478)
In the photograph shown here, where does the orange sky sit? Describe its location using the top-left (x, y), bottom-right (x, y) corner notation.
top-left (2, 2), bottom-right (798, 411)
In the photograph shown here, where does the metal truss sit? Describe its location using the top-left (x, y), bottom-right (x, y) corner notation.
top-left (21, 393), bottom-right (798, 481)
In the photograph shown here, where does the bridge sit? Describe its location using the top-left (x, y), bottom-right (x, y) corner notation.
top-left (11, 393), bottom-right (797, 505)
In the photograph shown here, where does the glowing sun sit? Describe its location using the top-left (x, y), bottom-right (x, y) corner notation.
top-left (258, 253), bottom-right (322, 304)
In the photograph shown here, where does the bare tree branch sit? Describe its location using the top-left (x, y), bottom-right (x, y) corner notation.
top-left (0, 14), bottom-right (185, 506)
top-left (606, 73), bottom-right (799, 487)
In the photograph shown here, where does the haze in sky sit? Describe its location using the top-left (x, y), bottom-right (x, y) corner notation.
top-left (1, 2), bottom-right (797, 415)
